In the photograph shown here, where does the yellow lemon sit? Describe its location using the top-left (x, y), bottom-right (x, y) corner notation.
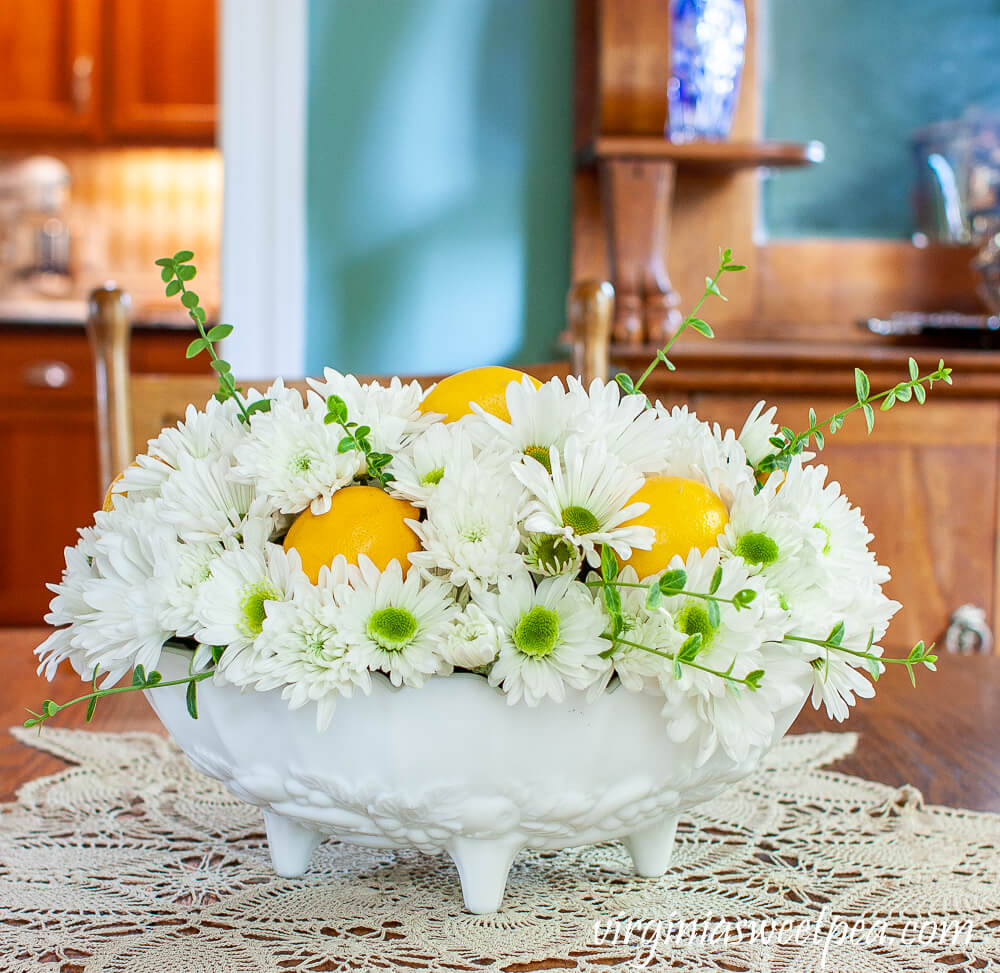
top-left (101, 470), bottom-right (128, 512)
top-left (283, 485), bottom-right (422, 583)
top-left (623, 475), bottom-right (729, 578)
top-left (420, 365), bottom-right (542, 424)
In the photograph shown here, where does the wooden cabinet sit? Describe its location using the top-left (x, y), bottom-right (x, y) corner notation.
top-left (0, 0), bottom-right (216, 145)
top-left (0, 326), bottom-right (200, 626)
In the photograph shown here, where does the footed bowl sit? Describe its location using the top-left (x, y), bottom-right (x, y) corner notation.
top-left (147, 645), bottom-right (812, 913)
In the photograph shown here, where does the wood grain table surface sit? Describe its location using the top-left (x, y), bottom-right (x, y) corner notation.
top-left (2, 627), bottom-right (998, 813)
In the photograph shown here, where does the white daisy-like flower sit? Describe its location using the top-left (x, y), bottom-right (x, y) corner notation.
top-left (232, 387), bottom-right (361, 515)
top-left (567, 376), bottom-right (669, 473)
top-left (334, 555), bottom-right (457, 688)
top-left (441, 603), bottom-right (501, 670)
top-left (306, 369), bottom-right (435, 458)
top-left (719, 477), bottom-right (805, 583)
top-left (475, 571), bottom-right (609, 705)
top-left (156, 538), bottom-right (227, 638)
top-left (389, 421), bottom-right (476, 506)
top-left (250, 560), bottom-right (372, 730)
top-left (522, 532), bottom-right (585, 578)
top-left (737, 400), bottom-right (780, 468)
top-left (408, 464), bottom-right (526, 589)
top-left (196, 541), bottom-right (304, 684)
top-left (467, 375), bottom-right (577, 470)
top-left (515, 437), bottom-right (653, 567)
top-left (158, 454), bottom-right (259, 543)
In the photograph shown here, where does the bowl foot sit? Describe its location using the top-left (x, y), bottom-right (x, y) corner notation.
top-left (264, 811), bottom-right (322, 877)
top-left (624, 813), bottom-right (679, 877)
top-left (446, 835), bottom-right (524, 914)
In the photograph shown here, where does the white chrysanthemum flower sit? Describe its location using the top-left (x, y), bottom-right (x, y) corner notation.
top-left (334, 556), bottom-right (457, 687)
top-left (113, 395), bottom-right (247, 503)
top-left (475, 571), bottom-right (609, 705)
top-left (158, 455), bottom-right (259, 542)
top-left (232, 388), bottom-right (362, 515)
top-left (808, 648), bottom-right (878, 722)
top-left (737, 400), bottom-right (779, 468)
top-left (157, 539), bottom-right (227, 638)
top-left (522, 532), bottom-right (585, 578)
top-left (656, 547), bottom-right (794, 765)
top-left (249, 560), bottom-right (372, 730)
top-left (408, 464), bottom-right (526, 589)
top-left (567, 376), bottom-right (669, 473)
top-left (196, 542), bottom-right (304, 683)
top-left (515, 438), bottom-right (653, 567)
top-left (441, 603), bottom-right (501, 669)
top-left (389, 421), bottom-right (476, 506)
top-left (306, 369), bottom-right (435, 458)
top-left (596, 566), bottom-right (685, 694)
top-left (467, 375), bottom-right (578, 471)
top-left (719, 478), bottom-right (805, 583)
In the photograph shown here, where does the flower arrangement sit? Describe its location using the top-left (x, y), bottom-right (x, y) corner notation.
top-left (28, 249), bottom-right (947, 772)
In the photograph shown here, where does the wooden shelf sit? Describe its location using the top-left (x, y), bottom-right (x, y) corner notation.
top-left (580, 137), bottom-right (825, 170)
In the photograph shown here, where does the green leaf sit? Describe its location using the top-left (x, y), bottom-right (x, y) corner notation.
top-left (706, 598), bottom-right (721, 629)
top-left (733, 588), bottom-right (757, 609)
top-left (185, 337), bottom-right (208, 358)
top-left (709, 565), bottom-right (722, 595)
top-left (326, 394), bottom-right (348, 424)
top-left (132, 665), bottom-right (146, 687)
top-left (600, 544), bottom-right (618, 583)
top-left (176, 264), bottom-right (197, 281)
top-left (43, 699), bottom-right (58, 717)
top-left (854, 368), bottom-right (870, 402)
top-left (745, 669), bottom-right (765, 690)
top-left (185, 680), bottom-right (199, 719)
top-left (180, 290), bottom-right (199, 309)
top-left (337, 436), bottom-right (355, 453)
top-left (165, 279), bottom-right (181, 297)
top-left (826, 620), bottom-right (845, 646)
top-left (808, 407), bottom-right (817, 427)
top-left (355, 425), bottom-right (371, 439)
top-left (154, 257), bottom-right (174, 268)
top-left (192, 306), bottom-right (207, 324)
top-left (688, 317), bottom-right (714, 338)
top-left (866, 657), bottom-right (882, 680)
top-left (672, 659), bottom-right (683, 680)
top-left (908, 640), bottom-right (925, 662)
top-left (211, 645), bottom-right (225, 664)
top-left (908, 357), bottom-right (919, 380)
top-left (914, 383), bottom-right (926, 404)
top-left (645, 583), bottom-right (663, 610)
top-left (880, 392), bottom-right (896, 411)
top-left (678, 633), bottom-right (703, 661)
top-left (895, 384), bottom-right (912, 402)
top-left (829, 413), bottom-right (844, 434)
top-left (246, 398), bottom-right (272, 416)
top-left (145, 670), bottom-right (162, 686)
top-left (722, 247), bottom-right (733, 263)
top-left (210, 359), bottom-right (231, 373)
top-left (173, 249), bottom-right (195, 263)
top-left (603, 584), bottom-right (622, 618)
top-left (813, 429), bottom-right (825, 450)
top-left (85, 696), bottom-right (98, 723)
top-left (724, 263), bottom-right (747, 272)
top-left (160, 266), bottom-right (173, 282)
top-left (207, 323), bottom-right (234, 341)
top-left (862, 402), bottom-right (875, 433)
top-left (615, 372), bottom-right (635, 394)
top-left (658, 569), bottom-right (687, 594)
top-left (705, 277), bottom-right (725, 300)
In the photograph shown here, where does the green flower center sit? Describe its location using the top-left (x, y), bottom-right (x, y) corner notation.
top-left (561, 504), bottom-right (600, 535)
top-left (461, 523), bottom-right (487, 543)
top-left (675, 601), bottom-right (715, 646)
top-left (524, 444), bottom-right (552, 473)
top-left (814, 521), bottom-right (832, 555)
top-left (238, 582), bottom-right (280, 637)
top-left (368, 606), bottom-right (419, 652)
top-left (733, 531), bottom-right (780, 566)
top-left (527, 534), bottom-right (580, 574)
top-left (291, 453), bottom-right (313, 473)
top-left (513, 605), bottom-right (560, 657)
top-left (420, 466), bottom-right (445, 486)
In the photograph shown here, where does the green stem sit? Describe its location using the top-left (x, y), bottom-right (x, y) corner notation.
top-left (585, 579), bottom-right (739, 605)
top-left (779, 634), bottom-right (931, 667)
top-left (606, 634), bottom-right (759, 689)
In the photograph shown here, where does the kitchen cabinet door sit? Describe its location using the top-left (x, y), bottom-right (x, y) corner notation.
top-left (105, 0), bottom-right (216, 142)
top-left (0, 0), bottom-right (101, 138)
top-left (689, 393), bottom-right (1000, 655)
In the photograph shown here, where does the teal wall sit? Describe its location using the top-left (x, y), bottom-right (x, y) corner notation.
top-left (764, 0), bottom-right (1000, 238)
top-left (305, 0), bottom-right (574, 375)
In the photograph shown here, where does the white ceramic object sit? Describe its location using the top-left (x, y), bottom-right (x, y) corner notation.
top-left (147, 646), bottom-right (812, 914)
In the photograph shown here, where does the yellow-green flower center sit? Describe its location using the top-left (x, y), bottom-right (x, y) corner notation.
top-left (239, 581), bottom-right (280, 637)
top-left (513, 605), bottom-right (560, 657)
top-left (676, 601), bottom-right (715, 646)
top-left (561, 505), bottom-right (600, 535)
top-left (733, 531), bottom-right (779, 566)
top-left (524, 445), bottom-right (552, 473)
top-left (368, 606), bottom-right (419, 652)
top-left (420, 466), bottom-right (445, 486)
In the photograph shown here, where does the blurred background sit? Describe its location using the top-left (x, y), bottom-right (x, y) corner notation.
top-left (3, 0), bottom-right (1000, 659)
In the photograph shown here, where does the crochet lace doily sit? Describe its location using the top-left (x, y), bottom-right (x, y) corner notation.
top-left (2, 727), bottom-right (999, 972)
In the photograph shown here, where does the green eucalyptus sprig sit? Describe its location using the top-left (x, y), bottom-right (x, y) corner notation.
top-left (615, 247), bottom-right (745, 400)
top-left (755, 358), bottom-right (953, 475)
top-left (155, 251), bottom-right (271, 424)
top-left (780, 621), bottom-right (938, 688)
top-left (25, 662), bottom-right (213, 730)
top-left (323, 394), bottom-right (395, 488)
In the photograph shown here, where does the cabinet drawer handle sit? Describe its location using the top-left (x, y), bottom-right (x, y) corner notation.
top-left (72, 54), bottom-right (94, 114)
top-left (21, 361), bottom-right (74, 389)
top-left (945, 604), bottom-right (993, 654)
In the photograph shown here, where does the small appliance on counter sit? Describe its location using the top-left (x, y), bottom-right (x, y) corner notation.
top-left (0, 155), bottom-right (75, 298)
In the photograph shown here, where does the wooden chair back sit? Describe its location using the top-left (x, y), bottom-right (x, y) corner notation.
top-left (86, 282), bottom-right (614, 493)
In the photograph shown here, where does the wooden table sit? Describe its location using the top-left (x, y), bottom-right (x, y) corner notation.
top-left (2, 628), bottom-right (998, 812)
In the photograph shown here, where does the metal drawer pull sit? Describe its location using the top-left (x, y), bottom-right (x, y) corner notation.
top-left (945, 604), bottom-right (993, 654)
top-left (21, 361), bottom-right (74, 389)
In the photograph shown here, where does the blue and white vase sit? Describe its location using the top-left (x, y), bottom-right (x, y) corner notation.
top-left (667, 0), bottom-right (747, 143)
